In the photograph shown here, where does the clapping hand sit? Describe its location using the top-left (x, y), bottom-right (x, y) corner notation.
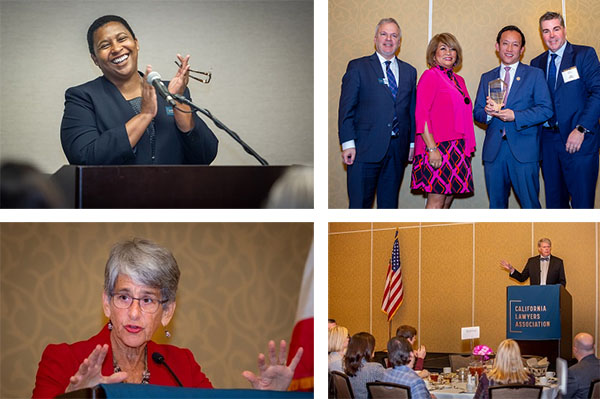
top-left (65, 344), bottom-right (127, 393)
top-left (168, 53), bottom-right (191, 96)
top-left (416, 345), bottom-right (426, 359)
top-left (242, 340), bottom-right (303, 391)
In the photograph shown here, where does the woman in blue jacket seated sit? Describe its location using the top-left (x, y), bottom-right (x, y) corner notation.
top-left (61, 15), bottom-right (218, 165)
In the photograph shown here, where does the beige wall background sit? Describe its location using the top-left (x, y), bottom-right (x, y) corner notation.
top-left (329, 0), bottom-right (600, 208)
top-left (0, 0), bottom-right (313, 172)
top-left (329, 222), bottom-right (599, 356)
top-left (0, 222), bottom-right (313, 398)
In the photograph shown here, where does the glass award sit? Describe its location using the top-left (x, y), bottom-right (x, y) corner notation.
top-left (488, 78), bottom-right (507, 112)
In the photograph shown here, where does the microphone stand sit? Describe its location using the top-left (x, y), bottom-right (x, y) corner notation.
top-left (172, 93), bottom-right (269, 166)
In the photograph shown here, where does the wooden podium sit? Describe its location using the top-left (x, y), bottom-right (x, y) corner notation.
top-left (506, 285), bottom-right (573, 366)
top-left (51, 165), bottom-right (290, 208)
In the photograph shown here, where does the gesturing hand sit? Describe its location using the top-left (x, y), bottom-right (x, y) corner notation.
top-left (500, 260), bottom-right (514, 273)
top-left (242, 340), bottom-right (303, 391)
top-left (65, 344), bottom-right (128, 393)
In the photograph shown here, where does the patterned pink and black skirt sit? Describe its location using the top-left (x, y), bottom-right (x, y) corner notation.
top-left (411, 139), bottom-right (473, 195)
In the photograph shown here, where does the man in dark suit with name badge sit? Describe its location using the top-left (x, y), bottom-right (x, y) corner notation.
top-left (530, 12), bottom-right (600, 208)
top-left (500, 237), bottom-right (566, 286)
top-left (338, 18), bottom-right (417, 208)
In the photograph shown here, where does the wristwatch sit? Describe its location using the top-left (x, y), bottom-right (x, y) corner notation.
top-left (426, 146), bottom-right (438, 153)
top-left (576, 125), bottom-right (591, 134)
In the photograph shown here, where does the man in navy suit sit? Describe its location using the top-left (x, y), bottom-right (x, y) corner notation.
top-left (530, 12), bottom-right (600, 208)
top-left (338, 18), bottom-right (416, 208)
top-left (500, 237), bottom-right (566, 286)
top-left (474, 26), bottom-right (553, 208)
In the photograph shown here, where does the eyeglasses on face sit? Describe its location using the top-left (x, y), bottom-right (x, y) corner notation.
top-left (110, 292), bottom-right (168, 313)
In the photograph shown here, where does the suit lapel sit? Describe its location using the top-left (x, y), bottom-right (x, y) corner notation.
top-left (368, 53), bottom-right (394, 101)
top-left (538, 52), bottom-right (550, 78)
top-left (505, 64), bottom-right (525, 105)
top-left (555, 42), bottom-right (575, 92)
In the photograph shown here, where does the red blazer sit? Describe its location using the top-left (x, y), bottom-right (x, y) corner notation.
top-left (32, 324), bottom-right (213, 398)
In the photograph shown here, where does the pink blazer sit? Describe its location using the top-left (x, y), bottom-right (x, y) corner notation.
top-left (414, 67), bottom-right (475, 157)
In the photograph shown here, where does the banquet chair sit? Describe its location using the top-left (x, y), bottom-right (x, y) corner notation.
top-left (449, 354), bottom-right (473, 371)
top-left (367, 381), bottom-right (411, 398)
top-left (488, 384), bottom-right (542, 399)
top-left (330, 371), bottom-right (355, 399)
top-left (590, 379), bottom-right (600, 399)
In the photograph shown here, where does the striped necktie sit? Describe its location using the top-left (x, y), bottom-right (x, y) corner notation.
top-left (385, 61), bottom-right (400, 136)
top-left (385, 61), bottom-right (398, 98)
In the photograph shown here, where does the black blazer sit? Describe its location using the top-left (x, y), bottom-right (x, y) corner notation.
top-left (510, 255), bottom-right (566, 286)
top-left (60, 74), bottom-right (218, 165)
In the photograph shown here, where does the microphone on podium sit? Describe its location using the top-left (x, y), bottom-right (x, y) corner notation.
top-left (152, 352), bottom-right (183, 387)
top-left (146, 71), bottom-right (177, 106)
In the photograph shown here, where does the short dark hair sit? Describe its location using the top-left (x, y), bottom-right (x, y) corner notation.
top-left (496, 25), bottom-right (525, 47)
top-left (87, 15), bottom-right (136, 56)
top-left (539, 12), bottom-right (565, 29)
top-left (396, 325), bottom-right (417, 339)
top-left (387, 336), bottom-right (413, 367)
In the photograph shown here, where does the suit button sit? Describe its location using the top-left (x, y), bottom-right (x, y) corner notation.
top-left (387, 123), bottom-right (392, 127)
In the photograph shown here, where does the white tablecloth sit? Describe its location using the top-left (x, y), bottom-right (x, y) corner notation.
top-left (428, 381), bottom-right (558, 399)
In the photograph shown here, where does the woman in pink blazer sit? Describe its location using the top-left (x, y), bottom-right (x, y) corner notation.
top-left (411, 33), bottom-right (476, 208)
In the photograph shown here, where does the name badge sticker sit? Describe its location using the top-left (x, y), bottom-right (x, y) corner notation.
top-left (561, 66), bottom-right (580, 83)
top-left (165, 106), bottom-right (174, 116)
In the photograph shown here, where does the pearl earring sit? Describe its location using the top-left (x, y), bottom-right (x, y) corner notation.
top-left (165, 328), bottom-right (171, 338)
top-left (108, 320), bottom-right (113, 330)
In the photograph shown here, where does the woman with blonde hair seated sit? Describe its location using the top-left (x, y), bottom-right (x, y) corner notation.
top-left (328, 325), bottom-right (349, 371)
top-left (474, 339), bottom-right (535, 399)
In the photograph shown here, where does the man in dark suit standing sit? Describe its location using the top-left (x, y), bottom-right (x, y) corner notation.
top-left (338, 18), bottom-right (416, 208)
top-left (530, 12), bottom-right (600, 208)
top-left (564, 332), bottom-right (600, 399)
top-left (500, 238), bottom-right (566, 286)
top-left (473, 26), bottom-right (553, 209)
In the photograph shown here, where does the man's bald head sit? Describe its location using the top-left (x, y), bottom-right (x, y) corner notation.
top-left (573, 332), bottom-right (595, 360)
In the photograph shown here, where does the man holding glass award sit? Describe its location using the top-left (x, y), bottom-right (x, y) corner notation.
top-left (474, 26), bottom-right (553, 208)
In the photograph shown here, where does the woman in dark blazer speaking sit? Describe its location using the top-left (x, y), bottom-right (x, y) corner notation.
top-left (60, 15), bottom-right (218, 165)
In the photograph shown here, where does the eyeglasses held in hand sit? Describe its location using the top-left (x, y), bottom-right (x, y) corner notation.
top-left (175, 61), bottom-right (212, 84)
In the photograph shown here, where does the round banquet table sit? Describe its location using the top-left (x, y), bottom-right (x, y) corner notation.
top-left (428, 381), bottom-right (558, 399)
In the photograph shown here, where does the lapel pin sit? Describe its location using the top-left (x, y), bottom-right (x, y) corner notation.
top-left (516, 77), bottom-right (521, 81)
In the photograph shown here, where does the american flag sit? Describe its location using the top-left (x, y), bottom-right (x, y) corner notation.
top-left (381, 230), bottom-right (404, 321)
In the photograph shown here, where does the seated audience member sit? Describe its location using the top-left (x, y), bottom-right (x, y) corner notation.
top-left (328, 325), bottom-right (349, 372)
top-left (381, 336), bottom-right (433, 399)
top-left (473, 339), bottom-right (534, 399)
top-left (396, 325), bottom-right (428, 377)
top-left (564, 332), bottom-right (600, 399)
top-left (0, 161), bottom-right (65, 208)
top-left (264, 166), bottom-right (314, 208)
top-left (343, 332), bottom-right (385, 399)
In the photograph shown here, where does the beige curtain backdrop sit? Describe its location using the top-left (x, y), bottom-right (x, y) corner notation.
top-left (329, 0), bottom-right (600, 208)
top-left (0, 0), bottom-right (313, 172)
top-left (329, 222), bottom-right (599, 356)
top-left (0, 222), bottom-right (313, 398)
